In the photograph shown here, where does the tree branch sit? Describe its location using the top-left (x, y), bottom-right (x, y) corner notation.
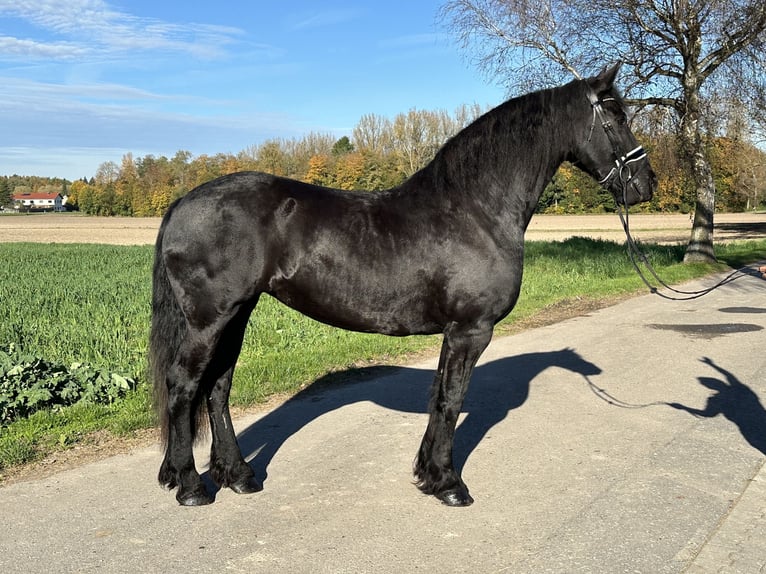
top-left (699, 4), bottom-right (766, 79)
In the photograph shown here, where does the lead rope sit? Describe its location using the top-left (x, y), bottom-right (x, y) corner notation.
top-left (585, 373), bottom-right (666, 409)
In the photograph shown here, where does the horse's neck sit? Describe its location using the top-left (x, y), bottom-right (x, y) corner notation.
top-left (396, 84), bottom-right (584, 238)
top-left (445, 104), bottom-right (575, 223)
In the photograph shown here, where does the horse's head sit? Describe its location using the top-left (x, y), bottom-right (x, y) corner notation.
top-left (552, 347), bottom-right (602, 378)
top-left (571, 63), bottom-right (657, 207)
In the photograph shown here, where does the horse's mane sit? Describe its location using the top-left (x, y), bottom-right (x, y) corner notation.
top-left (399, 78), bottom-right (587, 197)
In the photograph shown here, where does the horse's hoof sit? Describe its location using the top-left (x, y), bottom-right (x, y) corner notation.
top-left (230, 477), bottom-right (263, 495)
top-left (438, 487), bottom-right (474, 507)
top-left (176, 487), bottom-right (213, 506)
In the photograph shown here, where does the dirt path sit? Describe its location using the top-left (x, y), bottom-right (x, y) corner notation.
top-left (525, 212), bottom-right (766, 243)
top-left (0, 214), bottom-right (162, 244)
top-left (1, 212), bottom-right (765, 245)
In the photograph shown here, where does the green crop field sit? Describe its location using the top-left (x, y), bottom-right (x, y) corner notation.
top-left (1, 237), bottom-right (765, 473)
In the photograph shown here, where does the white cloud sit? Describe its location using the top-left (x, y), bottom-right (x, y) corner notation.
top-left (0, 35), bottom-right (88, 59)
top-left (0, 76), bottom-right (165, 102)
top-left (0, 0), bottom-right (119, 33)
top-left (0, 0), bottom-right (244, 61)
top-left (0, 77), bottom-right (247, 144)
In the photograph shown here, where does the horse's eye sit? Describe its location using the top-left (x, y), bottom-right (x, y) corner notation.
top-left (604, 101), bottom-right (628, 126)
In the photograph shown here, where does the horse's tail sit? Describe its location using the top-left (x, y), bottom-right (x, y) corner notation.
top-left (149, 210), bottom-right (189, 449)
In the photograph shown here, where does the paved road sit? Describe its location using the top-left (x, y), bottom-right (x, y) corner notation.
top-left (2, 266), bottom-right (765, 573)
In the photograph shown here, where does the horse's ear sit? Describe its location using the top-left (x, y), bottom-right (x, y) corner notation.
top-left (589, 62), bottom-right (622, 94)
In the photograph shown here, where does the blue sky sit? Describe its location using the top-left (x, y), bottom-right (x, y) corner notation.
top-left (0, 1), bottom-right (505, 180)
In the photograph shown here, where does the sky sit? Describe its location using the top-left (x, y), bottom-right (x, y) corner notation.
top-left (0, 1), bottom-right (506, 181)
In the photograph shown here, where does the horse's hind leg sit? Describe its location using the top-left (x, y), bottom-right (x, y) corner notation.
top-left (160, 302), bottom-right (255, 505)
top-left (206, 300), bottom-right (262, 495)
top-left (414, 321), bottom-right (492, 506)
top-left (159, 332), bottom-right (218, 506)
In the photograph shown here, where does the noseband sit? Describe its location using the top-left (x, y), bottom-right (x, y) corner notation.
top-left (585, 89), bottom-right (647, 193)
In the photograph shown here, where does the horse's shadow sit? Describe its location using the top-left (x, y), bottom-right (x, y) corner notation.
top-left (204, 348), bottom-right (601, 490)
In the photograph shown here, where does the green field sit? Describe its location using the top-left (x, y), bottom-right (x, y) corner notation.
top-left (1, 237), bottom-right (765, 473)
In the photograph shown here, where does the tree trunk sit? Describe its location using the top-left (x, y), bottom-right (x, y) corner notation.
top-left (680, 63), bottom-right (717, 263)
top-left (684, 151), bottom-right (717, 262)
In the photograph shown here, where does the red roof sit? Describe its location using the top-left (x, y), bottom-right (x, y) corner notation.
top-left (13, 192), bottom-right (62, 200)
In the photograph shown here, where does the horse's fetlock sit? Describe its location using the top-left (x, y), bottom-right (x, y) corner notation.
top-left (413, 454), bottom-right (459, 496)
top-left (158, 460), bottom-right (178, 490)
top-left (210, 456), bottom-right (254, 490)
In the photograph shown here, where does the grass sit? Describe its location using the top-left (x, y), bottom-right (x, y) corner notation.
top-left (1, 236), bottom-right (765, 475)
top-left (0, 243), bottom-right (152, 374)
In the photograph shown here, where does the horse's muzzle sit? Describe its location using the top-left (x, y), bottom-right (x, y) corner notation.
top-left (619, 168), bottom-right (656, 206)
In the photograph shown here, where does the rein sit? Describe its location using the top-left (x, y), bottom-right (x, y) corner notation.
top-left (586, 87), bottom-right (750, 301)
top-left (614, 199), bottom-right (748, 300)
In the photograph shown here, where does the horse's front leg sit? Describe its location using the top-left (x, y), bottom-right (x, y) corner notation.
top-left (414, 322), bottom-right (492, 506)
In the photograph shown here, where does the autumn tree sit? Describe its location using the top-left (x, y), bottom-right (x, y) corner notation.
top-left (284, 132), bottom-right (336, 177)
top-left (66, 180), bottom-right (87, 210)
top-left (112, 153), bottom-right (138, 215)
top-left (442, 0), bottom-right (766, 262)
top-left (170, 150), bottom-right (192, 192)
top-left (73, 180), bottom-right (97, 214)
top-left (333, 152), bottom-right (367, 190)
top-left (0, 177), bottom-right (11, 207)
top-left (305, 154), bottom-right (332, 186)
top-left (254, 140), bottom-right (289, 177)
top-left (734, 146), bottom-right (766, 211)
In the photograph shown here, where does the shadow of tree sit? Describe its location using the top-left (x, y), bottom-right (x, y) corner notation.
top-left (668, 357), bottom-right (766, 455)
top-left (714, 221), bottom-right (766, 242)
top-left (207, 348), bottom-right (601, 490)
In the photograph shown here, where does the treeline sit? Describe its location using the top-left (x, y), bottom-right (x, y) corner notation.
top-left (3, 105), bottom-right (765, 216)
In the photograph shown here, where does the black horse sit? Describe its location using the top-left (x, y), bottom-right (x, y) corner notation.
top-left (150, 63), bottom-right (656, 507)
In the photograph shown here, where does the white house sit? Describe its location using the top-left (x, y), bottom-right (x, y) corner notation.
top-left (12, 192), bottom-right (65, 212)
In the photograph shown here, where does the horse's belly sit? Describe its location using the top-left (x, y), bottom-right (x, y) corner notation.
top-left (267, 273), bottom-right (441, 336)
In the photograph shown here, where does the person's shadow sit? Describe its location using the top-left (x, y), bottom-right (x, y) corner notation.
top-left (668, 357), bottom-right (766, 455)
top-left (206, 348), bottom-right (601, 491)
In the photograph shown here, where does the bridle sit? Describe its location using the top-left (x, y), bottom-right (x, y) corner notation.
top-left (583, 87), bottom-right (752, 300)
top-left (585, 89), bottom-right (647, 193)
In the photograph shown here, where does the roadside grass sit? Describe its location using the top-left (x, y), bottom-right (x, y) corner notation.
top-left (1, 236), bottom-right (765, 475)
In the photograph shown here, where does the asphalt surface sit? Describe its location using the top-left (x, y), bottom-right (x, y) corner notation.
top-left (1, 265), bottom-right (765, 573)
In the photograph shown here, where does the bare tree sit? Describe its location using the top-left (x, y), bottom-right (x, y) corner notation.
top-left (442, 0), bottom-right (766, 262)
top-left (94, 161), bottom-right (120, 186)
top-left (390, 109), bottom-right (463, 177)
top-left (353, 113), bottom-right (393, 155)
